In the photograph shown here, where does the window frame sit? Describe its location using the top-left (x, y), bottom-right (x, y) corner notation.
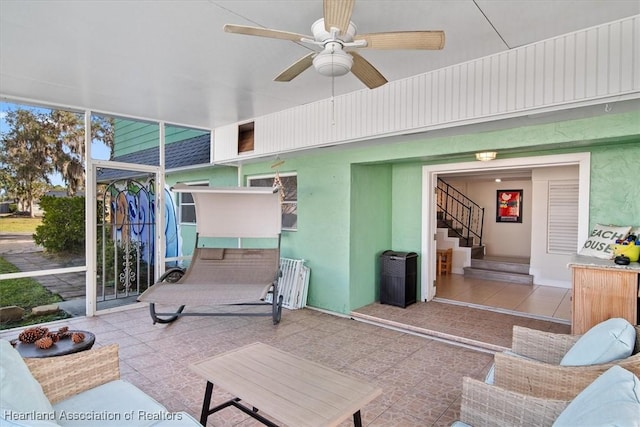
top-left (177, 181), bottom-right (208, 225)
top-left (247, 172), bottom-right (298, 231)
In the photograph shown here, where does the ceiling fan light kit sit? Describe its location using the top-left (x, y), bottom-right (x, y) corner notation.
top-left (313, 45), bottom-right (353, 77)
top-left (223, 0), bottom-right (445, 89)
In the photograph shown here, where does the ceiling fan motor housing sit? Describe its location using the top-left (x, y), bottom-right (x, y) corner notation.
top-left (311, 18), bottom-right (357, 42)
top-left (311, 19), bottom-right (358, 77)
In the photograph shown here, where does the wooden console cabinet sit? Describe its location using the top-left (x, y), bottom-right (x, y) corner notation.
top-left (569, 256), bottom-right (640, 334)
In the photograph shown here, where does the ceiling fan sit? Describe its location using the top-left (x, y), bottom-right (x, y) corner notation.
top-left (223, 0), bottom-right (445, 89)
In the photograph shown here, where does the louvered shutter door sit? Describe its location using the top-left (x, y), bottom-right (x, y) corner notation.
top-left (547, 180), bottom-right (579, 254)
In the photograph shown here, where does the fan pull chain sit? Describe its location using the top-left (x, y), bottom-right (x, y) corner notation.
top-left (331, 75), bottom-right (336, 126)
top-left (331, 47), bottom-right (336, 126)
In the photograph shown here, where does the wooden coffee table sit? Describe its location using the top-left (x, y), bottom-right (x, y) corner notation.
top-left (190, 342), bottom-right (382, 427)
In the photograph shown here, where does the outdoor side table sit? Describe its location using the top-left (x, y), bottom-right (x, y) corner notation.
top-left (13, 330), bottom-right (95, 358)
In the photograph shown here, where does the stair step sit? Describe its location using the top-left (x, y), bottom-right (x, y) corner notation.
top-left (437, 219), bottom-right (452, 229)
top-left (458, 238), bottom-right (474, 247)
top-left (471, 258), bottom-right (530, 275)
top-left (438, 225), bottom-right (474, 247)
top-left (471, 246), bottom-right (485, 259)
top-left (463, 267), bottom-right (534, 285)
top-left (448, 228), bottom-right (461, 237)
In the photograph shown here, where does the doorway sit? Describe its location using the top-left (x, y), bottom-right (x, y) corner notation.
top-left (88, 161), bottom-right (163, 316)
top-left (433, 274), bottom-right (571, 322)
top-left (421, 153), bottom-right (591, 304)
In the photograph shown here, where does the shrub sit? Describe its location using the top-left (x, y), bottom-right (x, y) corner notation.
top-left (33, 196), bottom-right (85, 253)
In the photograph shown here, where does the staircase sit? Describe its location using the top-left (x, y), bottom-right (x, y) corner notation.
top-left (436, 178), bottom-right (484, 248)
top-left (463, 257), bottom-right (534, 285)
top-left (437, 214), bottom-right (485, 256)
top-left (437, 178), bottom-right (533, 284)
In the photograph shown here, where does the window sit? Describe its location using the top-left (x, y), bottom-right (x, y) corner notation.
top-left (238, 122), bottom-right (254, 154)
top-left (248, 173), bottom-right (297, 230)
top-left (178, 182), bottom-right (208, 224)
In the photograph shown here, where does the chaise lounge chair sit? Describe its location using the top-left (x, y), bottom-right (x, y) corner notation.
top-left (138, 185), bottom-right (283, 325)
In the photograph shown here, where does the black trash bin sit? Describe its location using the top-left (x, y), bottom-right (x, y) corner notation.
top-left (379, 250), bottom-right (418, 308)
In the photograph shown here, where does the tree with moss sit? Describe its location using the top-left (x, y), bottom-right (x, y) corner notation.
top-left (0, 107), bottom-right (113, 216)
top-left (0, 109), bottom-right (52, 216)
top-left (49, 110), bottom-right (113, 195)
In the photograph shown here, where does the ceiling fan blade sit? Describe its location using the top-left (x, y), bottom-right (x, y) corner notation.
top-left (274, 53), bottom-right (315, 82)
top-left (323, 0), bottom-right (355, 35)
top-left (224, 24), bottom-right (310, 42)
top-left (356, 31), bottom-right (445, 50)
top-left (350, 51), bottom-right (387, 89)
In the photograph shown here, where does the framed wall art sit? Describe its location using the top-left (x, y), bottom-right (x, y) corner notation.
top-left (496, 189), bottom-right (523, 223)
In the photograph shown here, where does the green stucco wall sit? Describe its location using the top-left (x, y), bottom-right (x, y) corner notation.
top-left (166, 109), bottom-right (639, 315)
top-left (165, 166), bottom-right (238, 256)
top-left (273, 155), bottom-right (353, 313)
top-left (390, 163), bottom-right (424, 297)
top-left (588, 144), bottom-right (640, 228)
top-left (349, 164), bottom-right (392, 309)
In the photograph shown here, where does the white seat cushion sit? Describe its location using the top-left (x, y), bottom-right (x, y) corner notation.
top-left (0, 415), bottom-right (59, 427)
top-left (560, 318), bottom-right (636, 366)
top-left (53, 380), bottom-right (167, 427)
top-left (0, 339), bottom-right (54, 418)
top-left (553, 365), bottom-right (640, 426)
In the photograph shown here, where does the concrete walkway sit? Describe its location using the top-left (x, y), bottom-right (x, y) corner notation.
top-left (0, 232), bottom-right (42, 255)
top-left (0, 233), bottom-right (86, 300)
top-left (0, 233), bottom-right (147, 316)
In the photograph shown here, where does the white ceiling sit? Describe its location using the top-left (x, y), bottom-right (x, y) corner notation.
top-left (1, 0), bottom-right (638, 130)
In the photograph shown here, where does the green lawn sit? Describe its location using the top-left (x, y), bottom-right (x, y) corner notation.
top-left (0, 216), bottom-right (42, 233)
top-left (0, 257), bottom-right (70, 330)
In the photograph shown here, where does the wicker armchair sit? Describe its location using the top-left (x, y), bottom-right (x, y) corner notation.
top-left (457, 377), bottom-right (569, 427)
top-left (2, 341), bottom-right (202, 426)
top-left (492, 325), bottom-right (640, 400)
top-left (24, 344), bottom-right (120, 404)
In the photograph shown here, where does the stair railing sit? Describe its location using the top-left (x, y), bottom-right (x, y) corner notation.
top-left (436, 178), bottom-right (484, 246)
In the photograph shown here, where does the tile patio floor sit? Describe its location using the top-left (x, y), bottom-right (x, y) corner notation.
top-left (1, 300), bottom-right (571, 426)
top-left (353, 300), bottom-right (570, 352)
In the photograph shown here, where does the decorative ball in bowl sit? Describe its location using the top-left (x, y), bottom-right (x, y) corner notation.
top-left (611, 244), bottom-right (640, 262)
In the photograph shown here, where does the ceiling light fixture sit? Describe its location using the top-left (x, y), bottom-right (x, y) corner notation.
top-left (476, 151), bottom-right (497, 161)
top-left (313, 43), bottom-right (353, 77)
